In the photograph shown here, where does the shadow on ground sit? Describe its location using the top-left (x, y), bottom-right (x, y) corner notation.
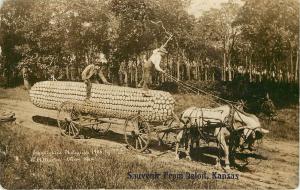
top-left (32, 115), bottom-right (268, 172)
top-left (32, 115), bottom-right (58, 127)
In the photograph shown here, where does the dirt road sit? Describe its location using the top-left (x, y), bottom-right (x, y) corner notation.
top-left (0, 98), bottom-right (298, 189)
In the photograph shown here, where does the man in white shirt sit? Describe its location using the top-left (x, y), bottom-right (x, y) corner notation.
top-left (138, 47), bottom-right (167, 91)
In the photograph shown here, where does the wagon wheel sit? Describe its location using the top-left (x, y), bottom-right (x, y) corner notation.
top-left (124, 115), bottom-right (150, 152)
top-left (57, 102), bottom-right (81, 138)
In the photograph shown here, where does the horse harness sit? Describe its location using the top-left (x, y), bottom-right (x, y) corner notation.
top-left (181, 107), bottom-right (228, 143)
top-left (181, 105), bottom-right (257, 147)
top-left (229, 105), bottom-right (263, 150)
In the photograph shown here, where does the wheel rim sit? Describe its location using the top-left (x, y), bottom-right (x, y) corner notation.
top-left (124, 116), bottom-right (150, 152)
top-left (57, 102), bottom-right (81, 137)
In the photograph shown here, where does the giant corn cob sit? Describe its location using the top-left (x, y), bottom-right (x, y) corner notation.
top-left (30, 81), bottom-right (175, 122)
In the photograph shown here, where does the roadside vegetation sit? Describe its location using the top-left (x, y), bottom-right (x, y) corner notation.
top-left (0, 123), bottom-right (236, 189)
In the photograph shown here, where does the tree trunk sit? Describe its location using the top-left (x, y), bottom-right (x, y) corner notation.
top-left (135, 62), bottom-right (138, 87)
top-left (245, 55), bottom-right (248, 78)
top-left (66, 65), bottom-right (70, 80)
top-left (107, 66), bottom-right (112, 83)
top-left (195, 64), bottom-right (198, 80)
top-left (177, 54), bottom-right (180, 80)
top-left (78, 67), bottom-right (82, 81)
top-left (249, 56), bottom-right (252, 82)
top-left (70, 65), bottom-right (76, 81)
top-left (22, 67), bottom-right (31, 90)
top-left (129, 60), bottom-right (133, 85)
top-left (187, 64), bottom-right (191, 81)
top-left (223, 53), bottom-right (226, 81)
top-left (290, 50), bottom-right (294, 82)
top-left (200, 60), bottom-right (203, 81)
top-left (228, 57), bottom-right (232, 81)
top-left (204, 66), bottom-right (208, 81)
top-left (258, 71), bottom-right (262, 82)
top-left (4, 67), bottom-right (10, 87)
top-left (124, 71), bottom-right (129, 86)
top-left (130, 66), bottom-right (132, 85)
top-left (295, 50), bottom-right (299, 82)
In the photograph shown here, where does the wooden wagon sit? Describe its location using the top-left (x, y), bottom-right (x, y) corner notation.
top-left (30, 81), bottom-right (181, 152)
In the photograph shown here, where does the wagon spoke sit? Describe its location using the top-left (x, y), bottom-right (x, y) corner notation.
top-left (57, 102), bottom-right (81, 138)
top-left (138, 137), bottom-right (143, 149)
top-left (70, 122), bottom-right (76, 136)
top-left (139, 135), bottom-right (147, 144)
top-left (68, 124), bottom-right (71, 136)
top-left (135, 139), bottom-right (138, 149)
top-left (74, 123), bottom-right (79, 134)
top-left (124, 116), bottom-right (150, 152)
top-left (71, 122), bottom-right (80, 137)
top-left (67, 125), bottom-right (72, 136)
top-left (63, 123), bottom-right (70, 135)
top-left (61, 122), bottom-right (68, 130)
top-left (65, 122), bottom-right (69, 131)
top-left (71, 110), bottom-right (76, 118)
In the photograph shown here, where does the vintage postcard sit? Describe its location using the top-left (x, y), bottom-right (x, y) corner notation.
top-left (0, 0), bottom-right (298, 189)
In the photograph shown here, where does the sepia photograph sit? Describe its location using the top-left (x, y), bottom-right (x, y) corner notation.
top-left (0, 0), bottom-right (298, 189)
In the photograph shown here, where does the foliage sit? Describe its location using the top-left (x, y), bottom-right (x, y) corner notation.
top-left (0, 0), bottom-right (298, 86)
top-left (234, 0), bottom-right (299, 69)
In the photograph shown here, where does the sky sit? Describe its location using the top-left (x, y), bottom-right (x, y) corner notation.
top-left (0, 0), bottom-right (3, 8)
top-left (188, 0), bottom-right (231, 17)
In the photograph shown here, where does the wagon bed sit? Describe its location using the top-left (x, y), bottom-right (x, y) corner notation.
top-left (30, 81), bottom-right (179, 152)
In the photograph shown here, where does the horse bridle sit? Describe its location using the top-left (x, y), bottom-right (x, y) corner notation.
top-left (227, 104), bottom-right (260, 149)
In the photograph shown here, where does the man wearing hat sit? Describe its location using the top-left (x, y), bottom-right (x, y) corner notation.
top-left (82, 52), bottom-right (112, 101)
top-left (138, 47), bottom-right (167, 92)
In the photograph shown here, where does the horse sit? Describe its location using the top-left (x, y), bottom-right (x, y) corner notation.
top-left (175, 104), bottom-right (269, 169)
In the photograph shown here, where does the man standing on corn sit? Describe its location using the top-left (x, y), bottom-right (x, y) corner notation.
top-left (82, 52), bottom-right (112, 101)
top-left (138, 47), bottom-right (167, 94)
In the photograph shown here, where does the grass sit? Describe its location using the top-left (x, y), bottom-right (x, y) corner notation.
top-left (260, 106), bottom-right (299, 141)
top-left (173, 93), bottom-right (220, 114)
top-left (0, 123), bottom-right (236, 189)
top-left (0, 86), bottom-right (30, 101)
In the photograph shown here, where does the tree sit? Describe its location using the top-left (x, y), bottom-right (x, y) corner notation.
top-left (0, 0), bottom-right (121, 86)
top-left (0, 0), bottom-right (35, 87)
top-left (197, 2), bottom-right (241, 81)
top-left (1, 0), bottom-right (297, 87)
top-left (234, 0), bottom-right (299, 82)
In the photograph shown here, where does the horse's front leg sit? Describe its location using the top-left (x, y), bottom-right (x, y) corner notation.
top-left (175, 142), bottom-right (180, 160)
top-left (175, 130), bottom-right (183, 160)
top-left (185, 136), bottom-right (192, 161)
top-left (195, 136), bottom-right (200, 149)
top-left (219, 136), bottom-right (230, 170)
top-left (229, 144), bottom-right (237, 167)
top-left (215, 128), bottom-right (230, 170)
